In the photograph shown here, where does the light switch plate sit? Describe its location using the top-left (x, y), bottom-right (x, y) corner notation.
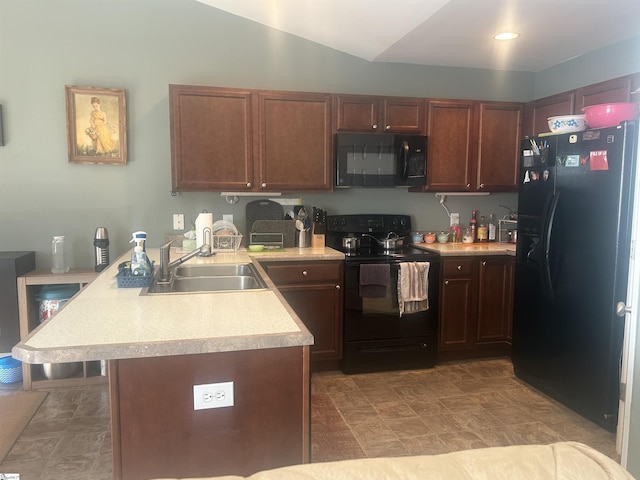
top-left (223, 214), bottom-right (234, 224)
top-left (173, 213), bottom-right (185, 231)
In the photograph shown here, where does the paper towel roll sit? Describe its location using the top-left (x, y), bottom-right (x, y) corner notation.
top-left (195, 212), bottom-right (213, 248)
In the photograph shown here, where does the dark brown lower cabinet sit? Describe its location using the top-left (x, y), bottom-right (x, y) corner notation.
top-left (438, 256), bottom-right (514, 361)
top-left (109, 346), bottom-right (310, 480)
top-left (260, 261), bottom-right (343, 368)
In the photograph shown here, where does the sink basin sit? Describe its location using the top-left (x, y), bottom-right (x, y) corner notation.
top-left (145, 263), bottom-right (267, 294)
top-left (170, 275), bottom-right (265, 292)
top-left (174, 263), bottom-right (255, 277)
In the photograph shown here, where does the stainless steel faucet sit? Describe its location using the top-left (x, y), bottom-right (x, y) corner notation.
top-left (158, 240), bottom-right (213, 283)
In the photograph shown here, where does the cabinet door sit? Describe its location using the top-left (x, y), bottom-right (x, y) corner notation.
top-left (439, 258), bottom-right (477, 350)
top-left (334, 95), bottom-right (380, 132)
top-left (170, 85), bottom-right (253, 191)
top-left (476, 257), bottom-right (514, 344)
top-left (576, 75), bottom-right (635, 110)
top-left (383, 98), bottom-right (426, 134)
top-left (257, 92), bottom-right (332, 191)
top-left (278, 285), bottom-right (343, 361)
top-left (426, 100), bottom-right (477, 191)
top-left (477, 102), bottom-right (522, 192)
top-left (523, 91), bottom-right (575, 137)
top-left (261, 261), bottom-right (344, 362)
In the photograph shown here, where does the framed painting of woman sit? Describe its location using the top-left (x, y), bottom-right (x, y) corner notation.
top-left (65, 86), bottom-right (127, 165)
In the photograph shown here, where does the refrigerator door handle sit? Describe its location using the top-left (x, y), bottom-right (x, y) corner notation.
top-left (541, 192), bottom-right (560, 297)
top-left (616, 301), bottom-right (632, 317)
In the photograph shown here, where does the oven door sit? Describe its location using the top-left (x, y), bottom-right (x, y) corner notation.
top-left (342, 259), bottom-right (439, 374)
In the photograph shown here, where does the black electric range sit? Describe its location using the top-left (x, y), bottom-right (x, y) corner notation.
top-left (326, 214), bottom-right (438, 261)
top-left (326, 214), bottom-right (440, 374)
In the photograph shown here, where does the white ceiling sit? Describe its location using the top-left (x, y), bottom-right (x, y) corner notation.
top-left (196, 0), bottom-right (640, 72)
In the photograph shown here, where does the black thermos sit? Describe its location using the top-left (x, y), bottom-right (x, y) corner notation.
top-left (94, 227), bottom-right (110, 272)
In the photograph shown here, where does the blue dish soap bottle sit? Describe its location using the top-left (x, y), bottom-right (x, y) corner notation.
top-left (130, 231), bottom-right (152, 276)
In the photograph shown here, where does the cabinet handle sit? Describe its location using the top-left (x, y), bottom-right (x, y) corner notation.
top-left (466, 183), bottom-right (471, 188)
top-left (385, 125), bottom-right (391, 130)
top-left (261, 182), bottom-right (266, 188)
top-left (479, 183), bottom-right (485, 189)
top-left (302, 270), bottom-right (308, 276)
top-left (482, 261), bottom-right (487, 266)
top-left (445, 280), bottom-right (449, 285)
top-left (335, 285), bottom-right (341, 289)
top-left (246, 182), bottom-right (252, 188)
top-left (457, 265), bottom-right (462, 270)
top-left (372, 124), bottom-right (378, 130)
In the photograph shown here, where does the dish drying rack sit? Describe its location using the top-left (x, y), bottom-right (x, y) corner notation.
top-left (211, 234), bottom-right (243, 252)
top-left (249, 232), bottom-right (284, 250)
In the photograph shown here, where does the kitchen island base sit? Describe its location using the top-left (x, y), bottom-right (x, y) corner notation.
top-left (109, 346), bottom-right (310, 480)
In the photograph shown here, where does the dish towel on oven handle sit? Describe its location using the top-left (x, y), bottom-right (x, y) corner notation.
top-left (398, 262), bottom-right (430, 317)
top-left (359, 263), bottom-right (390, 298)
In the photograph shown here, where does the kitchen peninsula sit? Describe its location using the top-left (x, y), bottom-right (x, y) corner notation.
top-left (12, 246), bottom-right (342, 480)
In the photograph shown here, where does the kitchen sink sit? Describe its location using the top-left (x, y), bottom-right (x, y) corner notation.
top-left (173, 263), bottom-right (255, 277)
top-left (170, 275), bottom-right (265, 292)
top-left (145, 263), bottom-right (267, 294)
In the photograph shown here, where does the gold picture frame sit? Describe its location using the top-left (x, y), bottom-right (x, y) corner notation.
top-left (65, 85), bottom-right (127, 165)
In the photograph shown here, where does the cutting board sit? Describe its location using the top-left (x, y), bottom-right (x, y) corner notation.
top-left (245, 200), bottom-right (284, 235)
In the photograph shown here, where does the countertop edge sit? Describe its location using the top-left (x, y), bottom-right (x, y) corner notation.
top-left (413, 242), bottom-right (516, 256)
top-left (12, 247), bottom-right (337, 364)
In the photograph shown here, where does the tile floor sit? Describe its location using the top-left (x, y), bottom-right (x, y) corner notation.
top-left (0, 358), bottom-right (619, 479)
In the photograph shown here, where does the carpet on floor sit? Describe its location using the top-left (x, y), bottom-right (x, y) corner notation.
top-left (0, 391), bottom-right (48, 463)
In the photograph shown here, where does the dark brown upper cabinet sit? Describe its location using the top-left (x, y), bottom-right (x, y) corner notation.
top-left (334, 95), bottom-right (426, 134)
top-left (524, 73), bottom-right (640, 137)
top-left (415, 99), bottom-right (522, 193)
top-left (170, 85), bottom-right (332, 192)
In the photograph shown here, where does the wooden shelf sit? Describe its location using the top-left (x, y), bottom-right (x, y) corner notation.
top-left (17, 269), bottom-right (106, 390)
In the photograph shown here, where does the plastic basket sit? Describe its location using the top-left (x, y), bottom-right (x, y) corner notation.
top-left (0, 356), bottom-right (23, 384)
top-left (117, 267), bottom-right (154, 288)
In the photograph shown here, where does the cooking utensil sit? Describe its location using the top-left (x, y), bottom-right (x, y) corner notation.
top-left (583, 102), bottom-right (639, 129)
top-left (342, 236), bottom-right (360, 251)
top-left (361, 232), bottom-right (404, 250)
top-left (547, 114), bottom-right (587, 133)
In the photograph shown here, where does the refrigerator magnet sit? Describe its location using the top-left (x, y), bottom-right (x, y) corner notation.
top-left (590, 150), bottom-right (609, 171)
top-left (565, 154), bottom-right (580, 167)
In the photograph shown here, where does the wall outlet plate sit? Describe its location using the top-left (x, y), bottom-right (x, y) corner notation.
top-left (223, 214), bottom-right (234, 224)
top-left (193, 381), bottom-right (234, 410)
top-left (450, 213), bottom-right (460, 226)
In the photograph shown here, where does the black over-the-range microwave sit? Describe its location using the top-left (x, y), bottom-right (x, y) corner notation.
top-left (335, 133), bottom-right (427, 187)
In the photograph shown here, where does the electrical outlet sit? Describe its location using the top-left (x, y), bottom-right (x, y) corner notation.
top-left (173, 213), bottom-right (184, 231)
top-left (450, 212), bottom-right (460, 226)
top-left (193, 381), bottom-right (234, 410)
top-left (223, 214), bottom-right (234, 224)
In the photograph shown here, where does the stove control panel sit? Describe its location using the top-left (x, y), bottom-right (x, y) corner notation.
top-left (327, 214), bottom-right (411, 234)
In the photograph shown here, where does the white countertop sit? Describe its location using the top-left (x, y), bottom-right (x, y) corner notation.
top-left (12, 246), bottom-right (343, 364)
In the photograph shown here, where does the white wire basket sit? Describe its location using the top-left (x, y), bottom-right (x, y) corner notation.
top-left (212, 234), bottom-right (243, 252)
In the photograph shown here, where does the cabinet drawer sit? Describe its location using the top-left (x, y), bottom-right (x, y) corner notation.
top-left (442, 258), bottom-right (474, 277)
top-left (265, 262), bottom-right (341, 285)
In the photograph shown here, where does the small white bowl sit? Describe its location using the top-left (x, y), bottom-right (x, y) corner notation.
top-left (547, 115), bottom-right (587, 134)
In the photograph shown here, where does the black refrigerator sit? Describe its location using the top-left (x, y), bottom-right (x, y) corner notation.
top-left (512, 121), bottom-right (638, 432)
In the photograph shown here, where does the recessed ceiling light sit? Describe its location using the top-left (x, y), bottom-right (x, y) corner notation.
top-left (494, 32), bottom-right (519, 41)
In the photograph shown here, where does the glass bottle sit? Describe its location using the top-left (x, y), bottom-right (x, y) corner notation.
top-left (51, 235), bottom-right (69, 274)
top-left (469, 210), bottom-right (478, 243)
top-left (477, 216), bottom-right (488, 242)
top-left (488, 213), bottom-right (497, 242)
